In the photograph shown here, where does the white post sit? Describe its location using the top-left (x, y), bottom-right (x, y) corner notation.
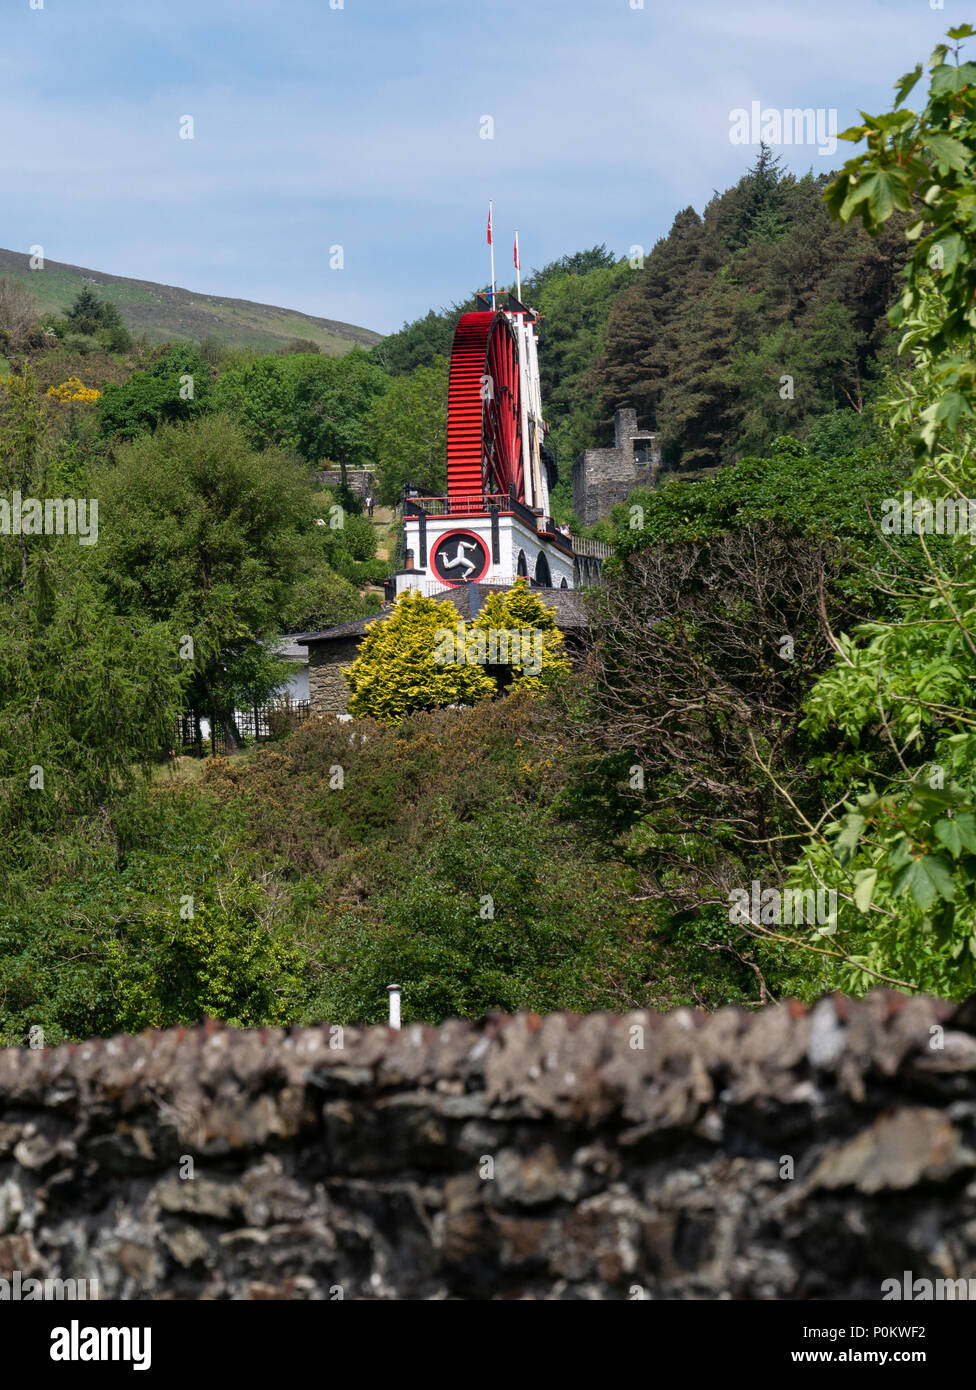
top-left (387, 983), bottom-right (402, 1029)
top-left (515, 229), bottom-right (521, 302)
top-left (489, 200), bottom-right (496, 309)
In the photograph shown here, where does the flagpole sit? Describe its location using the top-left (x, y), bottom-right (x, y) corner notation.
top-left (489, 200), bottom-right (496, 308)
top-left (515, 230), bottom-right (521, 302)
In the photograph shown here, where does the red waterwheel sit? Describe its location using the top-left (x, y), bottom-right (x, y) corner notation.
top-left (446, 310), bottom-right (524, 505)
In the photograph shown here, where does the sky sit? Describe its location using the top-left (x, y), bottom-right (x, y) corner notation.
top-left (1, 0), bottom-right (960, 336)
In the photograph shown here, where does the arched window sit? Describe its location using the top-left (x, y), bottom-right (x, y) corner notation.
top-left (516, 549), bottom-right (527, 577)
top-left (534, 551), bottom-right (552, 587)
top-left (560, 577), bottom-right (568, 589)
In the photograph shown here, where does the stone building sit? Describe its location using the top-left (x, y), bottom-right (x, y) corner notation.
top-left (297, 582), bottom-right (590, 717)
top-left (573, 407), bottom-right (662, 526)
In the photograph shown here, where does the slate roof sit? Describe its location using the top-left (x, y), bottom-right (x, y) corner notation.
top-left (294, 583), bottom-right (589, 647)
top-left (273, 635), bottom-right (312, 661)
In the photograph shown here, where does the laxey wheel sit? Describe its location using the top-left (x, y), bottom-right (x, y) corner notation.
top-left (446, 310), bottom-right (524, 505)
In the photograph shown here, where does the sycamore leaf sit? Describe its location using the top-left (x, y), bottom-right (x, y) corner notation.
top-left (835, 812), bottom-right (865, 865)
top-left (929, 63), bottom-right (976, 96)
top-left (839, 169), bottom-right (911, 225)
top-left (894, 64), bottom-right (923, 106)
top-left (893, 854), bottom-right (956, 909)
top-left (853, 868), bottom-right (878, 913)
top-left (936, 812), bottom-right (976, 857)
top-left (932, 231), bottom-right (965, 273)
top-left (926, 132), bottom-right (971, 173)
top-left (935, 817), bottom-right (965, 857)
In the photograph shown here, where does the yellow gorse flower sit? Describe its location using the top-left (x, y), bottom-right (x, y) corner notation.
top-left (46, 376), bottom-right (101, 403)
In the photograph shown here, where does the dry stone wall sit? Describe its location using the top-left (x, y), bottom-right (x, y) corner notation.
top-left (3, 992), bottom-right (976, 1299)
top-left (306, 637), bottom-right (360, 716)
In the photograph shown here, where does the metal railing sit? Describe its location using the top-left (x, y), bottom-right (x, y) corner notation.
top-left (405, 493), bottom-right (510, 516)
top-left (172, 698), bottom-right (312, 758)
top-left (572, 536), bottom-right (614, 558)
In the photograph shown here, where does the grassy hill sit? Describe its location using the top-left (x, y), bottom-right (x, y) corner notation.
top-left (0, 248), bottom-right (381, 355)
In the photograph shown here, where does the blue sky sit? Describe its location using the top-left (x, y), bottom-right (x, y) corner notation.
top-left (1, 0), bottom-right (958, 335)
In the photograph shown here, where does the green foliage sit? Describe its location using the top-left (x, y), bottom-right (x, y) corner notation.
top-left (0, 787), bottom-right (306, 1044)
top-left (318, 808), bottom-right (647, 1022)
top-left (532, 257), bottom-right (630, 494)
top-left (201, 696), bottom-right (664, 1025)
top-left (593, 152), bottom-right (908, 468)
top-left (784, 29), bottom-right (976, 996)
top-left (345, 581), bottom-right (570, 722)
top-left (0, 371), bottom-right (184, 857)
top-left (303, 497), bottom-right (385, 594)
top-left (603, 437), bottom-right (917, 613)
top-left (826, 25), bottom-right (976, 448)
top-left (471, 579), bottom-right (572, 694)
top-left (63, 287), bottom-right (132, 352)
top-left (371, 302), bottom-right (477, 376)
top-left (368, 355), bottom-right (448, 503)
top-left (93, 413), bottom-right (347, 729)
top-left (211, 348), bottom-right (388, 468)
top-left (97, 344), bottom-right (211, 440)
top-left (345, 590), bottom-right (496, 722)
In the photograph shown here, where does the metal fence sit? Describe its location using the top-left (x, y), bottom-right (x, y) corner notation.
top-left (172, 699), bottom-right (312, 758)
top-left (572, 536), bottom-right (614, 559)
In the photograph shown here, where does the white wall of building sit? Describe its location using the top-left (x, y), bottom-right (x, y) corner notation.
top-left (395, 512), bottom-right (573, 595)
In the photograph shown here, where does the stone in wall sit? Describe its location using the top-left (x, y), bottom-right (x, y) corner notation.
top-left (3, 993), bottom-right (976, 1299)
top-left (307, 637), bottom-right (360, 715)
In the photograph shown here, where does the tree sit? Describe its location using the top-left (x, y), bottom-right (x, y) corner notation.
top-left (782, 26), bottom-right (976, 995)
top-left (96, 300), bottom-right (133, 353)
top-left (212, 348), bottom-right (388, 486)
top-left (97, 343), bottom-right (211, 440)
top-left (531, 259), bottom-right (630, 496)
top-left (345, 581), bottom-right (571, 723)
top-left (0, 370), bottom-right (184, 856)
top-left (470, 579), bottom-right (571, 693)
top-left (368, 356), bottom-right (448, 503)
top-left (590, 163), bottom-right (909, 471)
top-left (92, 413), bottom-right (338, 747)
top-left (64, 287), bottom-right (105, 336)
top-left (283, 567), bottom-right (367, 632)
top-left (572, 522), bottom-right (840, 916)
top-left (345, 590), bottom-right (495, 723)
top-left (370, 301), bottom-right (479, 376)
top-left (62, 287), bottom-right (131, 351)
top-left (287, 350), bottom-right (388, 482)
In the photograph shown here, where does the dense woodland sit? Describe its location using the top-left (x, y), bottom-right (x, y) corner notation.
top-left (373, 147), bottom-right (910, 513)
top-left (4, 32), bottom-right (976, 1041)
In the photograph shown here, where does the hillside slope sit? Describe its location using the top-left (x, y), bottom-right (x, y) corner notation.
top-left (0, 248), bottom-right (381, 355)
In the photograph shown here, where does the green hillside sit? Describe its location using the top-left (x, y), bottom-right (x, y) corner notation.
top-left (0, 248), bottom-right (381, 355)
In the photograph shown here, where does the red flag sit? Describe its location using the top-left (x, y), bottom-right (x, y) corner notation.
top-left (487, 205), bottom-right (493, 245)
top-left (514, 231), bottom-right (520, 270)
